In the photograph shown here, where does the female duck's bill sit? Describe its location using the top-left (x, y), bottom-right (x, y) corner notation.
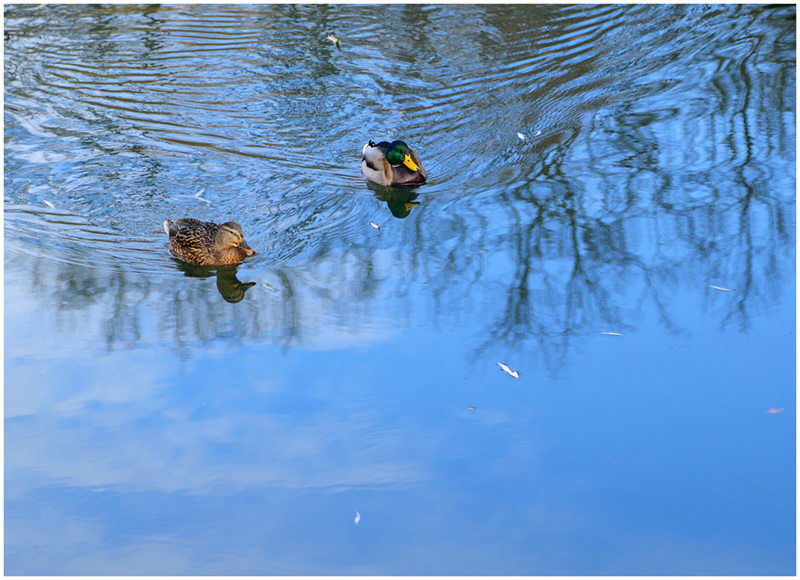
top-left (361, 139), bottom-right (427, 187)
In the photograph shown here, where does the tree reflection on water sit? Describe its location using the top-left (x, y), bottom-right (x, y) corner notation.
top-left (4, 2), bottom-right (794, 371)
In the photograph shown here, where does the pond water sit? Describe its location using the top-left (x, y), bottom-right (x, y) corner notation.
top-left (4, 3), bottom-right (796, 575)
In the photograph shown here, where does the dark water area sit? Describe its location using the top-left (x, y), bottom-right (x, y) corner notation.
top-left (4, 3), bottom-right (796, 575)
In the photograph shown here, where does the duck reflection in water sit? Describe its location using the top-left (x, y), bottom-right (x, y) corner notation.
top-left (174, 262), bottom-right (257, 304)
top-left (368, 183), bottom-right (422, 219)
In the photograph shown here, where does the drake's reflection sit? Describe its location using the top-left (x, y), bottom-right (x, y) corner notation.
top-left (370, 184), bottom-right (421, 219)
top-left (175, 262), bottom-right (257, 303)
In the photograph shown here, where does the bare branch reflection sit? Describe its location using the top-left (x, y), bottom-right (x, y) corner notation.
top-left (4, 3), bottom-right (794, 369)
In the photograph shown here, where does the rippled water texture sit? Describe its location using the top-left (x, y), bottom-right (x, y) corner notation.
top-left (4, 4), bottom-right (796, 575)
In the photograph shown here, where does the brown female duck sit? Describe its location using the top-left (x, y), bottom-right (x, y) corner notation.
top-left (163, 218), bottom-right (254, 266)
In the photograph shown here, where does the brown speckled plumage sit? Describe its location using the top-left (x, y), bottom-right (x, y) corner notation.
top-left (164, 218), bottom-right (254, 266)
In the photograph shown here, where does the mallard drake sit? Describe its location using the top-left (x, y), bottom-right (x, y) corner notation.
top-left (361, 140), bottom-right (427, 186)
top-left (163, 218), bottom-right (254, 266)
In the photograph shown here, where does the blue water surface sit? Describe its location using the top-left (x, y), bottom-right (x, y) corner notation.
top-left (4, 3), bottom-right (796, 575)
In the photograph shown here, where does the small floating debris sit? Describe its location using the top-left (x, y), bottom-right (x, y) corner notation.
top-left (43, 199), bottom-right (56, 209)
top-left (467, 406), bottom-right (476, 411)
top-left (600, 332), bottom-right (623, 336)
top-left (354, 511), bottom-right (361, 525)
top-left (326, 33), bottom-right (340, 45)
top-left (535, 130), bottom-right (541, 136)
top-left (497, 362), bottom-right (519, 379)
top-left (369, 221), bottom-right (381, 230)
top-left (192, 187), bottom-right (211, 205)
top-left (766, 408), bottom-right (784, 414)
top-left (709, 285), bottom-right (735, 292)
top-left (517, 132), bottom-right (526, 140)
top-left (261, 283), bottom-right (276, 291)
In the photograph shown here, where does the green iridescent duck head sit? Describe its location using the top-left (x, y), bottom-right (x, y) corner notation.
top-left (384, 140), bottom-right (421, 171)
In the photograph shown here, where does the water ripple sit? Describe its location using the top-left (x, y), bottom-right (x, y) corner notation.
top-left (4, 4), bottom-right (795, 276)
